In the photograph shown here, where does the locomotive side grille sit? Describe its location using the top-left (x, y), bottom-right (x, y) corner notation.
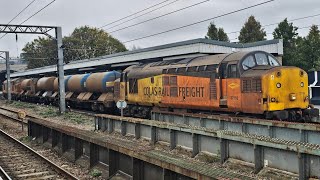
top-left (187, 66), bottom-right (197, 72)
top-left (177, 67), bottom-right (187, 73)
top-left (170, 76), bottom-right (177, 86)
top-left (242, 79), bottom-right (261, 92)
top-left (168, 68), bottom-right (176, 74)
top-left (198, 66), bottom-right (206, 72)
top-left (170, 87), bottom-right (178, 97)
top-left (114, 82), bottom-right (120, 99)
top-left (252, 79), bottom-right (262, 92)
top-left (242, 79), bottom-right (251, 92)
top-left (210, 78), bottom-right (217, 99)
top-left (163, 76), bottom-right (169, 86)
top-left (206, 65), bottom-right (217, 71)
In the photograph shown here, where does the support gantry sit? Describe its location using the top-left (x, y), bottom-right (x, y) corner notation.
top-left (0, 24), bottom-right (65, 113)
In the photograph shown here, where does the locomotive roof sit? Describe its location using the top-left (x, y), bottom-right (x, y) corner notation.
top-left (125, 51), bottom-right (253, 78)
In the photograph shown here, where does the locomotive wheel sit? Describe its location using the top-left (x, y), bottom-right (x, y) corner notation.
top-left (99, 104), bottom-right (105, 112)
top-left (39, 98), bottom-right (45, 104)
top-left (91, 103), bottom-right (98, 112)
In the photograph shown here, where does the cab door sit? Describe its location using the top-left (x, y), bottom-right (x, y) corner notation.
top-left (226, 63), bottom-right (241, 111)
top-left (218, 63), bottom-right (228, 107)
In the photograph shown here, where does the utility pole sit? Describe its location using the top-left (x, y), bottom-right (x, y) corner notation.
top-left (56, 27), bottom-right (65, 113)
top-left (0, 51), bottom-right (10, 101)
top-left (5, 51), bottom-right (10, 101)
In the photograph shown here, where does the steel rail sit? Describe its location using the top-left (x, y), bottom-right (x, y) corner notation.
top-left (0, 108), bottom-right (28, 125)
top-left (0, 128), bottom-right (79, 180)
top-left (0, 165), bottom-right (11, 180)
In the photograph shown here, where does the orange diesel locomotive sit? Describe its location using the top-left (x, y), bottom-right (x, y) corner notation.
top-left (120, 51), bottom-right (318, 121)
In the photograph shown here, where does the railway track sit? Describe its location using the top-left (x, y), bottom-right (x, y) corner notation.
top-left (0, 106), bottom-right (27, 125)
top-left (0, 165), bottom-right (11, 180)
top-left (0, 104), bottom-right (319, 127)
top-left (0, 128), bottom-right (78, 180)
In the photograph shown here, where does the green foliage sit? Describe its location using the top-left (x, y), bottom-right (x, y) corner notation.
top-left (22, 26), bottom-right (127, 69)
top-left (195, 153), bottom-right (220, 163)
top-left (19, 136), bottom-right (32, 142)
top-left (272, 18), bottom-right (299, 66)
top-left (38, 107), bottom-right (58, 118)
top-left (238, 15), bottom-right (266, 43)
top-left (11, 101), bottom-right (36, 109)
top-left (217, 28), bottom-right (229, 42)
top-left (22, 38), bottom-right (57, 69)
top-left (63, 26), bottom-right (127, 62)
top-left (63, 112), bottom-right (86, 124)
top-left (205, 22), bottom-right (229, 42)
top-left (35, 106), bottom-right (85, 123)
top-left (295, 25), bottom-right (320, 71)
top-left (272, 24), bottom-right (320, 71)
top-left (90, 169), bottom-right (102, 177)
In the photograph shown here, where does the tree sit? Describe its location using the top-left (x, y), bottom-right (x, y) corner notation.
top-left (238, 16), bottom-right (266, 43)
top-left (272, 18), bottom-right (298, 66)
top-left (22, 26), bottom-right (127, 69)
top-left (205, 22), bottom-right (229, 41)
top-left (296, 25), bottom-right (320, 71)
top-left (217, 28), bottom-right (229, 42)
top-left (23, 37), bottom-right (57, 69)
top-left (64, 26), bottom-right (126, 62)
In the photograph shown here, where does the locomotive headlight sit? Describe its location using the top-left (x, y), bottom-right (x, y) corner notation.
top-left (276, 83), bottom-right (281, 88)
top-left (289, 93), bottom-right (296, 101)
top-left (271, 97), bottom-right (276, 102)
top-left (300, 82), bottom-right (304, 87)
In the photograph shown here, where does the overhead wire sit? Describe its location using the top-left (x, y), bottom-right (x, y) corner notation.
top-left (105, 0), bottom-right (181, 30)
top-left (19, 0), bottom-right (56, 25)
top-left (230, 24), bottom-right (320, 41)
top-left (0, 0), bottom-right (56, 40)
top-left (99, 0), bottom-right (173, 28)
top-left (122, 0), bottom-right (276, 44)
top-left (109, 0), bottom-right (211, 34)
top-left (227, 13), bottom-right (320, 35)
top-left (5, 0), bottom-right (37, 25)
top-left (0, 0), bottom-right (37, 40)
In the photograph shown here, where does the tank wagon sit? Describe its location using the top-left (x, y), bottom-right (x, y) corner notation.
top-left (3, 51), bottom-right (319, 122)
top-left (3, 78), bottom-right (23, 99)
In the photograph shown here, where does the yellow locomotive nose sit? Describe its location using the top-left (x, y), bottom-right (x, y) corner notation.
top-left (289, 93), bottom-right (296, 101)
top-left (262, 67), bottom-right (309, 111)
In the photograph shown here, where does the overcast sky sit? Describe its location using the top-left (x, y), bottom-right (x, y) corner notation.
top-left (0, 0), bottom-right (319, 57)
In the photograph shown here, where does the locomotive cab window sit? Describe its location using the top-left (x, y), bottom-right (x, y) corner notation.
top-left (219, 63), bottom-right (228, 78)
top-left (268, 55), bottom-right (280, 66)
top-left (242, 55), bottom-right (255, 70)
top-left (255, 53), bottom-right (269, 65)
top-left (129, 78), bottom-right (138, 94)
top-left (228, 64), bottom-right (238, 78)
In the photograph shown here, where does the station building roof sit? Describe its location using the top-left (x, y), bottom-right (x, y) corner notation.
top-left (10, 38), bottom-right (283, 78)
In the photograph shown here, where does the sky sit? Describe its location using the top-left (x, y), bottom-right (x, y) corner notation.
top-left (0, 0), bottom-right (319, 57)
